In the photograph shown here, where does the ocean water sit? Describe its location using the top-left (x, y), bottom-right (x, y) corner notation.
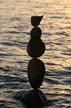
top-left (0, 0), bottom-right (71, 108)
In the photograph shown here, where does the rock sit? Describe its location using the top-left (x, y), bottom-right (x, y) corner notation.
top-left (27, 38), bottom-right (45, 57)
top-left (31, 16), bottom-right (43, 27)
top-left (13, 90), bottom-right (48, 108)
top-left (30, 27), bottom-right (42, 39)
top-left (28, 58), bottom-right (45, 89)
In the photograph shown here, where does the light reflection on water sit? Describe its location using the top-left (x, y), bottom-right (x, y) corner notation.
top-left (0, 0), bottom-right (71, 108)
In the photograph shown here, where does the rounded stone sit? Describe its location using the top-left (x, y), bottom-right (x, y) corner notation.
top-left (31, 16), bottom-right (43, 27)
top-left (28, 58), bottom-right (45, 89)
top-left (27, 38), bottom-right (45, 58)
top-left (30, 27), bottom-right (42, 39)
top-left (14, 90), bottom-right (48, 108)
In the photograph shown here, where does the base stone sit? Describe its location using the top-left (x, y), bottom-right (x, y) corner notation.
top-left (13, 90), bottom-right (48, 108)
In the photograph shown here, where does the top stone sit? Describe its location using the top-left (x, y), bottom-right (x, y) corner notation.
top-left (31, 16), bottom-right (43, 27)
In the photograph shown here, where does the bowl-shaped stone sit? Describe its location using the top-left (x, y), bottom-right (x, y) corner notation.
top-left (31, 16), bottom-right (43, 27)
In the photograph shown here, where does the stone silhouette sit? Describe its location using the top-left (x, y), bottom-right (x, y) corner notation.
top-left (27, 38), bottom-right (45, 57)
top-left (30, 27), bottom-right (42, 38)
top-left (13, 16), bottom-right (48, 108)
top-left (28, 59), bottom-right (45, 89)
top-left (31, 16), bottom-right (43, 26)
top-left (14, 90), bottom-right (48, 108)
top-left (27, 16), bottom-right (45, 89)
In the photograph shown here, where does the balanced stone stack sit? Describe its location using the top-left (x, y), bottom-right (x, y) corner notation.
top-left (27, 16), bottom-right (45, 90)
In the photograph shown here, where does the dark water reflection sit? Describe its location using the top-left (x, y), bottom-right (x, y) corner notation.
top-left (0, 0), bottom-right (71, 108)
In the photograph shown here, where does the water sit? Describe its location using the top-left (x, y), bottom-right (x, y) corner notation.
top-left (0, 0), bottom-right (71, 107)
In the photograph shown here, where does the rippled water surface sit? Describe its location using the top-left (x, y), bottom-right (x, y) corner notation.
top-left (0, 0), bottom-right (71, 108)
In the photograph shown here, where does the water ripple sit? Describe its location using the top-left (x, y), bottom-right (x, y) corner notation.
top-left (55, 31), bottom-right (69, 36)
top-left (0, 0), bottom-right (71, 107)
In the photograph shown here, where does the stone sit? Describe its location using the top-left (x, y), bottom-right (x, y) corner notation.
top-left (31, 16), bottom-right (43, 27)
top-left (30, 27), bottom-right (42, 39)
top-left (27, 38), bottom-right (45, 57)
top-left (13, 90), bottom-right (48, 108)
top-left (28, 58), bottom-right (45, 89)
